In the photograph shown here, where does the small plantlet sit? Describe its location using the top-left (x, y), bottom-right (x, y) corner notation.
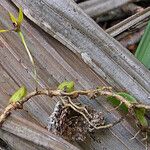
top-left (0, 8), bottom-right (37, 87)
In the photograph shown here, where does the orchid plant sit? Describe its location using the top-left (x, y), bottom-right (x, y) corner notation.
top-left (0, 8), bottom-right (37, 84)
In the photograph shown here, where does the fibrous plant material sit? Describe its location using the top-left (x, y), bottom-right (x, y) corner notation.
top-left (47, 101), bottom-right (105, 141)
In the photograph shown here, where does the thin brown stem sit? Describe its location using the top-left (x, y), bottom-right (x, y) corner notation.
top-left (0, 88), bottom-right (150, 127)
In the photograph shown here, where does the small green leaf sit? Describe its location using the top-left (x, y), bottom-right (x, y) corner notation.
top-left (9, 12), bottom-right (17, 25)
top-left (107, 92), bottom-right (137, 112)
top-left (9, 86), bottom-right (27, 103)
top-left (0, 29), bottom-right (10, 33)
top-left (57, 81), bottom-right (75, 93)
top-left (17, 7), bottom-right (23, 26)
top-left (134, 108), bottom-right (148, 127)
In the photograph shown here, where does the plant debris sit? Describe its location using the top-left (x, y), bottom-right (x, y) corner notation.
top-left (47, 101), bottom-right (105, 141)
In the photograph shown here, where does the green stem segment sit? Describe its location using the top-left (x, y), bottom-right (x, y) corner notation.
top-left (0, 29), bottom-right (10, 33)
top-left (18, 31), bottom-right (38, 86)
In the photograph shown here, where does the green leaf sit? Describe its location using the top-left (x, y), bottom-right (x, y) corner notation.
top-left (9, 86), bottom-right (27, 103)
top-left (107, 92), bottom-right (137, 112)
top-left (57, 81), bottom-right (75, 93)
top-left (135, 20), bottom-right (150, 69)
top-left (134, 108), bottom-right (148, 127)
top-left (0, 29), bottom-right (10, 33)
top-left (17, 7), bottom-right (23, 26)
top-left (9, 12), bottom-right (17, 25)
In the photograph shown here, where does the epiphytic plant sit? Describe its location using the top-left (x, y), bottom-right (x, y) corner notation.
top-left (0, 82), bottom-right (150, 143)
top-left (0, 7), bottom-right (150, 149)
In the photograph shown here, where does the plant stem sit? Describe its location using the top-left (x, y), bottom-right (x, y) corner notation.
top-left (18, 31), bottom-right (38, 87)
top-left (0, 88), bottom-right (150, 127)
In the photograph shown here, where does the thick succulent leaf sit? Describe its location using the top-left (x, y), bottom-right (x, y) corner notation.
top-left (9, 12), bottom-right (17, 25)
top-left (135, 21), bottom-right (150, 69)
top-left (107, 92), bottom-right (137, 112)
top-left (134, 108), bottom-right (148, 127)
top-left (9, 86), bottom-right (27, 103)
top-left (17, 7), bottom-right (23, 26)
top-left (57, 81), bottom-right (75, 93)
